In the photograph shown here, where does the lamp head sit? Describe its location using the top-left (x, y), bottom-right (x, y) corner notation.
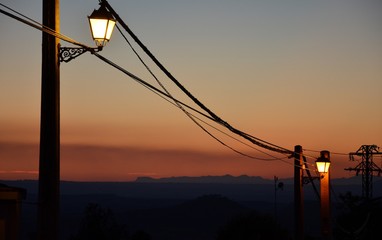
top-left (88, 3), bottom-right (116, 48)
top-left (316, 150), bottom-right (331, 174)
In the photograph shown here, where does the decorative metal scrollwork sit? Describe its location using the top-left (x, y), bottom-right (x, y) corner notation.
top-left (59, 47), bottom-right (89, 63)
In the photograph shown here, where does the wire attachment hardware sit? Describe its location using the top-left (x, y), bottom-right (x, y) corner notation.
top-left (302, 176), bottom-right (320, 185)
top-left (59, 46), bottom-right (101, 63)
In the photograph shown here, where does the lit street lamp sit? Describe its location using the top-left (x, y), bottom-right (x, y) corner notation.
top-left (88, 3), bottom-right (116, 48)
top-left (39, 1), bottom-right (116, 239)
top-left (316, 150), bottom-right (331, 240)
top-left (294, 147), bottom-right (332, 240)
top-left (59, 3), bottom-right (116, 63)
top-left (316, 152), bottom-right (331, 174)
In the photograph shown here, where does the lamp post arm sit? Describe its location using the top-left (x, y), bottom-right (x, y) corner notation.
top-left (59, 46), bottom-right (101, 63)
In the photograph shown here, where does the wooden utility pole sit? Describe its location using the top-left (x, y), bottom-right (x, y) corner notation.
top-left (294, 145), bottom-right (304, 240)
top-left (38, 0), bottom-right (60, 239)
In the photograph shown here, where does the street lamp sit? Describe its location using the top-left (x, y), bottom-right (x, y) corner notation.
top-left (39, 1), bottom-right (116, 239)
top-left (59, 3), bottom-right (116, 63)
top-left (316, 150), bottom-right (331, 240)
top-left (294, 147), bottom-right (332, 240)
top-left (316, 151), bottom-right (331, 174)
top-left (88, 3), bottom-right (116, 48)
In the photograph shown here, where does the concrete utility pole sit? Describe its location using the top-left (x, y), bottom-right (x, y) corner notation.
top-left (38, 0), bottom-right (60, 239)
top-left (345, 145), bottom-right (382, 199)
top-left (294, 145), bottom-right (304, 240)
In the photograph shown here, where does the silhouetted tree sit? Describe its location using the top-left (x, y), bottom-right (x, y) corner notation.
top-left (70, 203), bottom-right (128, 240)
top-left (333, 192), bottom-right (382, 240)
top-left (216, 211), bottom-right (290, 240)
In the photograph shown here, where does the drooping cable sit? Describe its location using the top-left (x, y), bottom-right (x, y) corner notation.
top-left (115, 24), bottom-right (293, 162)
top-left (0, 3), bottom-right (232, 138)
top-left (116, 23), bottom-right (203, 125)
top-left (191, 114), bottom-right (291, 161)
top-left (93, 51), bottom-right (295, 161)
top-left (0, 3), bottom-right (91, 49)
top-left (0, 1), bottom-right (310, 167)
top-left (101, 0), bottom-right (292, 155)
top-left (304, 148), bottom-right (349, 156)
top-left (303, 156), bottom-right (320, 200)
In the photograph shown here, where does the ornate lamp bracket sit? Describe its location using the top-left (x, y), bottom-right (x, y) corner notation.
top-left (59, 46), bottom-right (101, 63)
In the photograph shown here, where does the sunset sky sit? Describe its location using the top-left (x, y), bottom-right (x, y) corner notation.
top-left (0, 0), bottom-right (381, 181)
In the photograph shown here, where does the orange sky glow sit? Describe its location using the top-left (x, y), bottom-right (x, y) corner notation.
top-left (0, 0), bottom-right (381, 181)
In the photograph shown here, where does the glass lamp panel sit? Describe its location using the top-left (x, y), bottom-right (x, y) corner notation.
top-left (90, 19), bottom-right (108, 39)
top-left (324, 162), bottom-right (330, 172)
top-left (316, 161), bottom-right (330, 173)
top-left (105, 20), bottom-right (116, 40)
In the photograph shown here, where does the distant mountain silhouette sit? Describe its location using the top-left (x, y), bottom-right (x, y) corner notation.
top-left (135, 174), bottom-right (378, 185)
top-left (136, 174), bottom-right (271, 184)
top-left (2, 176), bottom-right (380, 201)
top-left (2, 176), bottom-right (381, 239)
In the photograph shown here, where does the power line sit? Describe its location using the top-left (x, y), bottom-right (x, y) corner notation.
top-left (0, 3), bottom-right (91, 49)
top-left (114, 25), bottom-right (225, 158)
top-left (114, 24), bottom-right (294, 162)
top-left (93, 51), bottom-right (296, 162)
top-left (101, 0), bottom-right (293, 155)
top-left (89, 37), bottom-right (315, 169)
top-left (0, 2), bottom-right (208, 122)
top-left (303, 156), bottom-right (320, 200)
top-left (304, 148), bottom-right (348, 156)
top-left (1, 1), bottom-right (307, 167)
